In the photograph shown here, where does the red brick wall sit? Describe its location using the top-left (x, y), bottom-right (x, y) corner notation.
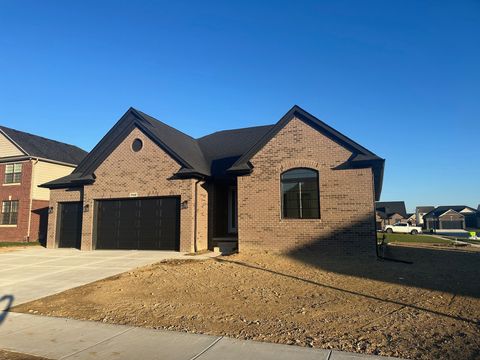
top-left (0, 160), bottom-right (33, 242)
top-left (237, 117), bottom-right (376, 255)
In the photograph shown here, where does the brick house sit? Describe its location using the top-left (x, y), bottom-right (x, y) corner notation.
top-left (423, 206), bottom-right (480, 230)
top-left (375, 201), bottom-right (408, 230)
top-left (42, 106), bottom-right (384, 254)
top-left (0, 126), bottom-right (87, 242)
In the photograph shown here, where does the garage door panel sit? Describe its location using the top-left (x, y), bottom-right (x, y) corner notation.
top-left (95, 197), bottom-right (180, 250)
top-left (58, 202), bottom-right (83, 248)
top-left (96, 201), bottom-right (119, 249)
top-left (117, 200), bottom-right (138, 249)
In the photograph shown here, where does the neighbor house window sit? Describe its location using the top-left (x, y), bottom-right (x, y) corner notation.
top-left (4, 163), bottom-right (22, 184)
top-left (1, 200), bottom-right (18, 225)
top-left (281, 168), bottom-right (320, 219)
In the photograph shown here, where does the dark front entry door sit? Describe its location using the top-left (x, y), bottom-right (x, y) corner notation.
top-left (57, 202), bottom-right (83, 248)
top-left (95, 197), bottom-right (180, 250)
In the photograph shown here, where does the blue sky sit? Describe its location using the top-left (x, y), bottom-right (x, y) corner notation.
top-left (0, 1), bottom-right (479, 211)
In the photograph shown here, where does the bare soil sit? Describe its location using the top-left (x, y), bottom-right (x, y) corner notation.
top-left (14, 244), bottom-right (480, 360)
top-left (0, 350), bottom-right (49, 360)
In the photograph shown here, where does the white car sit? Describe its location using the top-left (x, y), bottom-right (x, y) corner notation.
top-left (384, 222), bottom-right (423, 235)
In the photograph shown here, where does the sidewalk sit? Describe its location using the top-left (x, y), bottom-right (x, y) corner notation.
top-left (0, 312), bottom-right (401, 360)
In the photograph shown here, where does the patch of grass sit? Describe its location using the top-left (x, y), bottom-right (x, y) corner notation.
top-left (377, 232), bottom-right (451, 244)
top-left (0, 241), bottom-right (40, 247)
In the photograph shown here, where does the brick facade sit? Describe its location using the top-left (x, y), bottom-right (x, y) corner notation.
top-left (237, 117), bottom-right (376, 255)
top-left (45, 118), bottom-right (377, 255)
top-left (46, 128), bottom-right (209, 252)
top-left (46, 187), bottom-right (83, 248)
top-left (0, 160), bottom-right (49, 242)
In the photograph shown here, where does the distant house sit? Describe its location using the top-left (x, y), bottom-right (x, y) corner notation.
top-left (0, 126), bottom-right (87, 242)
top-left (416, 206), bottom-right (435, 228)
top-left (423, 206), bottom-right (480, 231)
top-left (406, 213), bottom-right (416, 225)
top-left (375, 201), bottom-right (407, 230)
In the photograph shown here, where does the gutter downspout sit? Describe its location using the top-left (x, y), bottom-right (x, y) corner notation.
top-left (193, 179), bottom-right (201, 253)
top-left (27, 158), bottom-right (39, 242)
top-left (372, 168), bottom-right (412, 264)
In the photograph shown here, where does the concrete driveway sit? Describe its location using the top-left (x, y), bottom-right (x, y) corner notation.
top-left (0, 247), bottom-right (205, 310)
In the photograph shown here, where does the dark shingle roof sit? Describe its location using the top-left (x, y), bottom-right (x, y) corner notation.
top-left (376, 201), bottom-right (407, 218)
top-left (41, 106), bottom-right (384, 193)
top-left (416, 206), bottom-right (435, 213)
top-left (197, 125), bottom-right (274, 177)
top-left (0, 126), bottom-right (87, 165)
top-left (424, 206), bottom-right (479, 218)
top-left (135, 110), bottom-right (210, 176)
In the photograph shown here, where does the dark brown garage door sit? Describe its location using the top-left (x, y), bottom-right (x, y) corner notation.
top-left (440, 220), bottom-right (464, 229)
top-left (57, 202), bottom-right (83, 248)
top-left (94, 197), bottom-right (180, 250)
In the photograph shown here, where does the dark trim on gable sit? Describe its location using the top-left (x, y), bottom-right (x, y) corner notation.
top-left (74, 108), bottom-right (196, 177)
top-left (228, 105), bottom-right (381, 173)
top-left (227, 105), bottom-right (385, 200)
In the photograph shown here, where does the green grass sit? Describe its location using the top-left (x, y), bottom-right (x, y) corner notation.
top-left (377, 232), bottom-right (452, 244)
top-left (0, 241), bottom-right (40, 247)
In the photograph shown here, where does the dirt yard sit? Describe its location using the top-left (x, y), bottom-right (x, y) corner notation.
top-left (0, 350), bottom-right (49, 360)
top-left (14, 244), bottom-right (480, 360)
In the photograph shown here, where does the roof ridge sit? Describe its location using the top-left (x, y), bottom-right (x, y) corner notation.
top-left (131, 108), bottom-right (197, 141)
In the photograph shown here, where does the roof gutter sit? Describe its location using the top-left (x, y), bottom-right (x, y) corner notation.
top-left (0, 155), bottom-right (79, 168)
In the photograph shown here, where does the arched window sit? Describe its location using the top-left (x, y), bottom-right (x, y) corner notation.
top-left (281, 168), bottom-right (320, 219)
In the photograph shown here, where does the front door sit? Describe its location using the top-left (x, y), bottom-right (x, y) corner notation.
top-left (227, 187), bottom-right (237, 233)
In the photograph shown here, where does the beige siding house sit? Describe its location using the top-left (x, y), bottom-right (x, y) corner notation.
top-left (0, 126), bottom-right (87, 242)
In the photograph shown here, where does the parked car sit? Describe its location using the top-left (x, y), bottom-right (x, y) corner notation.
top-left (384, 222), bottom-right (423, 235)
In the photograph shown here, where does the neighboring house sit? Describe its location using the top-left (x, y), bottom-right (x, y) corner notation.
top-left (406, 213), bottom-right (416, 225)
top-left (423, 206), bottom-right (480, 231)
top-left (0, 126), bottom-right (87, 242)
top-left (41, 106), bottom-right (384, 254)
top-left (375, 201), bottom-right (407, 230)
top-left (416, 206), bottom-right (435, 228)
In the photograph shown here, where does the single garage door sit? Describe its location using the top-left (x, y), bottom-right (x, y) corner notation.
top-left (94, 197), bottom-right (180, 250)
top-left (57, 202), bottom-right (83, 248)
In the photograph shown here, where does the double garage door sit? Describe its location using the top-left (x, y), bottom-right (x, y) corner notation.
top-left (57, 197), bottom-right (180, 250)
top-left (440, 220), bottom-right (464, 229)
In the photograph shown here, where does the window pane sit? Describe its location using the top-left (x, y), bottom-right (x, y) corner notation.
top-left (301, 179), bottom-right (319, 219)
top-left (282, 183), bottom-right (300, 218)
top-left (11, 201), bottom-right (18, 212)
top-left (5, 173), bottom-right (13, 183)
top-left (10, 212), bottom-right (18, 225)
top-left (5, 164), bottom-right (13, 174)
top-left (2, 201), bottom-right (10, 213)
top-left (281, 168), bottom-right (317, 182)
top-left (13, 172), bottom-right (21, 183)
top-left (13, 163), bottom-right (22, 172)
top-left (281, 168), bottom-right (320, 219)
